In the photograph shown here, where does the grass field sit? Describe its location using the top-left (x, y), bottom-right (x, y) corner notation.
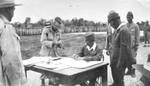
top-left (20, 33), bottom-right (106, 60)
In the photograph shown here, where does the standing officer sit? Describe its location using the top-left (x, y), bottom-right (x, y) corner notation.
top-left (107, 11), bottom-right (132, 86)
top-left (39, 17), bottom-right (64, 86)
top-left (40, 17), bottom-right (64, 57)
top-left (126, 11), bottom-right (140, 77)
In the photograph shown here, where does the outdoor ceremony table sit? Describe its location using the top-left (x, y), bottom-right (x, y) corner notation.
top-left (24, 58), bottom-right (108, 86)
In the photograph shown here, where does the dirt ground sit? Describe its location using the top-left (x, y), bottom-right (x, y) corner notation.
top-left (21, 33), bottom-right (149, 86)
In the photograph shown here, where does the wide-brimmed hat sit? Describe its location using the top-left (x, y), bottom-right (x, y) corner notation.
top-left (0, 0), bottom-right (21, 8)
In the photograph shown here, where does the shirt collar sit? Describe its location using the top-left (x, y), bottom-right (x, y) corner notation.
top-left (86, 42), bottom-right (97, 51)
top-left (115, 23), bottom-right (126, 32)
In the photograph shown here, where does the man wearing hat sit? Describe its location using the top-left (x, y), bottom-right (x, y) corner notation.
top-left (0, 0), bottom-right (27, 86)
top-left (143, 21), bottom-right (150, 47)
top-left (107, 11), bottom-right (132, 86)
top-left (40, 18), bottom-right (64, 57)
top-left (39, 17), bottom-right (64, 86)
top-left (125, 11), bottom-right (140, 77)
top-left (72, 32), bottom-right (104, 86)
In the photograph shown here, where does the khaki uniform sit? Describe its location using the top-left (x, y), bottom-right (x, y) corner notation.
top-left (126, 22), bottom-right (140, 58)
top-left (143, 24), bottom-right (150, 45)
top-left (39, 24), bottom-right (63, 85)
top-left (39, 26), bottom-right (62, 57)
top-left (0, 15), bottom-right (27, 86)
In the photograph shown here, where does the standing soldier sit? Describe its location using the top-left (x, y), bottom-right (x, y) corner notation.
top-left (40, 17), bottom-right (64, 57)
top-left (143, 21), bottom-right (150, 47)
top-left (0, 0), bottom-right (28, 86)
top-left (39, 17), bottom-right (64, 86)
top-left (125, 11), bottom-right (140, 77)
top-left (107, 11), bottom-right (132, 86)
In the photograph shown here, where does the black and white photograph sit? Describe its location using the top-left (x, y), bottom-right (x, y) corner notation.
top-left (0, 0), bottom-right (150, 86)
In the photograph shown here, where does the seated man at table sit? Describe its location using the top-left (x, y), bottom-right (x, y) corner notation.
top-left (72, 32), bottom-right (104, 86)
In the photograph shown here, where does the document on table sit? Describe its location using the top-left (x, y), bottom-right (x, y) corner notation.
top-left (56, 58), bottom-right (103, 69)
top-left (23, 56), bottom-right (52, 66)
top-left (35, 61), bottom-right (70, 70)
top-left (30, 57), bottom-right (103, 70)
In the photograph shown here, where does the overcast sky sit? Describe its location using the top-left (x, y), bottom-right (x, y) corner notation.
top-left (13, 0), bottom-right (150, 23)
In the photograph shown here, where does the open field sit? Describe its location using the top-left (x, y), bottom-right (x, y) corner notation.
top-left (20, 33), bottom-right (106, 60)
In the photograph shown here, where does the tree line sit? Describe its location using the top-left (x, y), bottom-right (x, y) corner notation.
top-left (13, 17), bottom-right (149, 36)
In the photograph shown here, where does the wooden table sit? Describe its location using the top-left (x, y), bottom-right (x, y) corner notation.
top-left (25, 62), bottom-right (108, 86)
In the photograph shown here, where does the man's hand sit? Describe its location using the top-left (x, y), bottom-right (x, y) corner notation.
top-left (71, 54), bottom-right (80, 60)
top-left (57, 43), bottom-right (64, 49)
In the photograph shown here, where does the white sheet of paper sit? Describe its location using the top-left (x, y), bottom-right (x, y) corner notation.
top-left (25, 57), bottom-right (103, 69)
top-left (35, 61), bottom-right (70, 70)
top-left (54, 58), bottom-right (103, 69)
top-left (23, 56), bottom-right (51, 66)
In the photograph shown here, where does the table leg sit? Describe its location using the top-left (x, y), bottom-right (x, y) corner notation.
top-left (102, 66), bottom-right (108, 86)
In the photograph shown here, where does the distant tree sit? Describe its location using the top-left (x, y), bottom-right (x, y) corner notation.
top-left (37, 19), bottom-right (47, 26)
top-left (78, 18), bottom-right (84, 26)
top-left (64, 20), bottom-right (71, 26)
top-left (24, 17), bottom-right (32, 29)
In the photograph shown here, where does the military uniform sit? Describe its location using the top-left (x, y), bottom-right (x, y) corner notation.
top-left (126, 22), bottom-right (140, 58)
top-left (39, 25), bottom-right (62, 57)
top-left (111, 23), bottom-right (132, 86)
top-left (39, 23), bottom-right (63, 86)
